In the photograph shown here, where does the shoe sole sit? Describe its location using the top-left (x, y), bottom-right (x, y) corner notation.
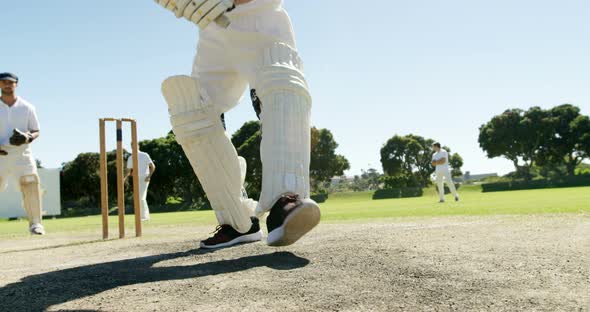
top-left (267, 200), bottom-right (321, 247)
top-left (200, 231), bottom-right (262, 249)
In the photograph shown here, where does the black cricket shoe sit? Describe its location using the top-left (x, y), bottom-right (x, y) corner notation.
top-left (266, 193), bottom-right (321, 247)
top-left (200, 217), bottom-right (262, 249)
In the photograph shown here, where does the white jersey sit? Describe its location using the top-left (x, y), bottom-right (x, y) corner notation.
top-left (127, 151), bottom-right (154, 177)
top-left (432, 149), bottom-right (450, 172)
top-left (0, 96), bottom-right (40, 156)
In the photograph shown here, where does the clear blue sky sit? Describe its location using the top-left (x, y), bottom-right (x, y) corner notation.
top-left (2, 0), bottom-right (589, 175)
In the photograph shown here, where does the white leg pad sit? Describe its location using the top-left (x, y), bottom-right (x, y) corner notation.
top-left (255, 43), bottom-right (312, 216)
top-left (20, 174), bottom-right (42, 225)
top-left (162, 75), bottom-right (254, 233)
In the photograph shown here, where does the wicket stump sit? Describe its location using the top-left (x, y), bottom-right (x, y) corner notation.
top-left (99, 118), bottom-right (142, 239)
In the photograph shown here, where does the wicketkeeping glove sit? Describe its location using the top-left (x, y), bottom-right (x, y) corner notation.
top-left (9, 129), bottom-right (33, 146)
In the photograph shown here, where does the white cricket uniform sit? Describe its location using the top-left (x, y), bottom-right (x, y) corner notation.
top-left (432, 149), bottom-right (459, 201)
top-left (192, 0), bottom-right (296, 112)
top-left (174, 0), bottom-right (311, 230)
top-left (127, 151), bottom-right (154, 220)
top-left (0, 97), bottom-right (40, 191)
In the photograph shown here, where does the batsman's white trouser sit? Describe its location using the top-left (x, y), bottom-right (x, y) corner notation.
top-left (436, 169), bottom-right (459, 200)
top-left (164, 2), bottom-right (311, 229)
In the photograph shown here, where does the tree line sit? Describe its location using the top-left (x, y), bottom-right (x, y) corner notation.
top-left (61, 122), bottom-right (350, 212)
top-left (363, 103), bottom-right (589, 194)
top-left (60, 103), bottom-right (590, 214)
top-left (479, 104), bottom-right (590, 180)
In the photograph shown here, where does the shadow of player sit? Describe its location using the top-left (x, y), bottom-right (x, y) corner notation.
top-left (0, 250), bottom-right (309, 311)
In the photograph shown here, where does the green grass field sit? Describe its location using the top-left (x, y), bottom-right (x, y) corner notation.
top-left (1, 185), bottom-right (589, 238)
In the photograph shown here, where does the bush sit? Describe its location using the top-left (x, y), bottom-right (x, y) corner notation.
top-left (481, 175), bottom-right (590, 192)
top-left (311, 193), bottom-right (329, 203)
top-left (576, 165), bottom-right (590, 176)
top-left (61, 199), bottom-right (98, 218)
top-left (435, 183), bottom-right (461, 194)
top-left (380, 174), bottom-right (422, 189)
top-left (372, 187), bottom-right (423, 200)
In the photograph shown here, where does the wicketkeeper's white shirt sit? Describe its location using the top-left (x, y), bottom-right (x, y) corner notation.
top-left (432, 149), bottom-right (450, 172)
top-left (127, 151), bottom-right (154, 177)
top-left (0, 96), bottom-right (40, 155)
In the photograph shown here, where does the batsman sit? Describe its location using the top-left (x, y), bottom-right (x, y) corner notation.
top-left (156, 0), bottom-right (320, 249)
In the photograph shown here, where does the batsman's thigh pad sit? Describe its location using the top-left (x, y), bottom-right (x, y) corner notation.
top-left (162, 75), bottom-right (253, 232)
top-left (19, 174), bottom-right (42, 224)
top-left (255, 43), bottom-right (312, 215)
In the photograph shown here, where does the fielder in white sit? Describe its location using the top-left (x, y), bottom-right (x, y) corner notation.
top-left (155, 0), bottom-right (320, 249)
top-left (431, 142), bottom-right (459, 203)
top-left (126, 151), bottom-right (156, 221)
top-left (0, 72), bottom-right (45, 235)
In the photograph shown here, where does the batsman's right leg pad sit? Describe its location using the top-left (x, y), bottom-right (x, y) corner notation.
top-left (255, 43), bottom-right (312, 216)
top-left (162, 75), bottom-right (254, 233)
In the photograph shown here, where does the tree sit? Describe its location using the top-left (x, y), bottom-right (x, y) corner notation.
top-left (412, 135), bottom-right (438, 186)
top-left (449, 153), bottom-right (464, 177)
top-left (61, 151), bottom-right (126, 206)
top-left (232, 122), bottom-right (350, 195)
top-left (538, 104), bottom-right (590, 176)
top-left (310, 127), bottom-right (350, 190)
top-left (61, 153), bottom-right (101, 204)
top-left (380, 135), bottom-right (419, 177)
top-left (350, 175), bottom-right (368, 192)
top-left (478, 108), bottom-right (548, 180)
top-left (231, 121), bottom-right (263, 199)
top-left (361, 168), bottom-right (381, 191)
top-left (380, 134), bottom-right (456, 187)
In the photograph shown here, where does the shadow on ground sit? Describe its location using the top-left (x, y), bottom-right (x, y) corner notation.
top-left (0, 250), bottom-right (309, 311)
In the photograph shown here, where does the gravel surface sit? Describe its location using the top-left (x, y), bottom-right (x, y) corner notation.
top-left (1, 214), bottom-right (588, 311)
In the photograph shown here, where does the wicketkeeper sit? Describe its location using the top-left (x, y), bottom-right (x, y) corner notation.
top-left (155, 0), bottom-right (320, 249)
top-left (0, 72), bottom-right (45, 235)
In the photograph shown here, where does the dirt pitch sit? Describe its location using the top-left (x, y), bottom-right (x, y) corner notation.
top-left (1, 214), bottom-right (589, 312)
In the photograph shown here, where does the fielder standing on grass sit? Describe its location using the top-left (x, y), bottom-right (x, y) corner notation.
top-left (0, 72), bottom-right (45, 235)
top-left (431, 142), bottom-right (460, 203)
top-left (126, 150), bottom-right (156, 221)
top-left (155, 0), bottom-right (321, 249)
